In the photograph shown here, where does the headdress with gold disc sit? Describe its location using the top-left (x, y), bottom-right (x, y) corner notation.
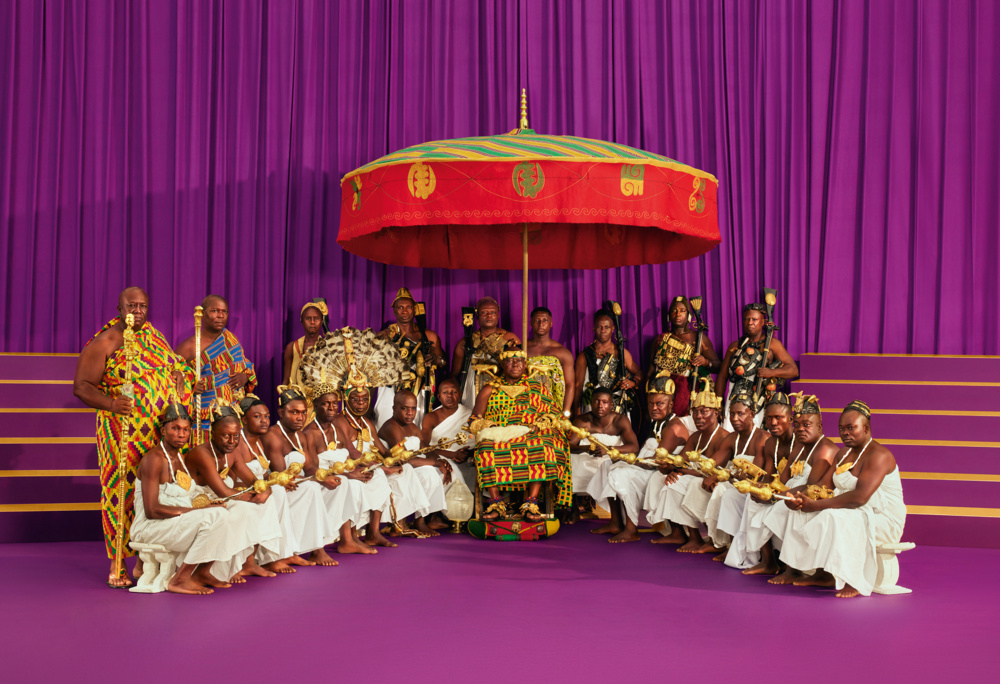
top-left (729, 386), bottom-right (757, 410)
top-left (792, 392), bottom-right (821, 416)
top-left (297, 327), bottom-right (411, 399)
top-left (646, 370), bottom-right (676, 396)
top-left (690, 377), bottom-right (722, 410)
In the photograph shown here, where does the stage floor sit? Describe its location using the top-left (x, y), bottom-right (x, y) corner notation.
top-left (1, 521), bottom-right (995, 682)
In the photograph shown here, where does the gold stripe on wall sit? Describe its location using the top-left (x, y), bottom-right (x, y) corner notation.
top-left (901, 472), bottom-right (1000, 482)
top-left (0, 352), bottom-right (79, 357)
top-left (831, 438), bottom-right (1000, 448)
top-left (0, 408), bottom-right (93, 413)
top-left (907, 505), bottom-right (1000, 518)
top-left (801, 352), bottom-right (1000, 359)
top-left (0, 379), bottom-right (73, 384)
top-left (798, 379), bottom-right (1000, 387)
top-left (0, 502), bottom-right (100, 513)
top-left (0, 437), bottom-right (95, 444)
top-left (0, 470), bottom-right (99, 477)
top-left (820, 408), bottom-right (1000, 417)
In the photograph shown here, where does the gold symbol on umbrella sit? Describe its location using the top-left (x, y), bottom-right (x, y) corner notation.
top-left (620, 164), bottom-right (645, 196)
top-left (512, 161), bottom-right (544, 198)
top-left (408, 161), bottom-right (436, 199)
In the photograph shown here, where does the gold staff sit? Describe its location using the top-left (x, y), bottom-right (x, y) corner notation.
top-left (112, 313), bottom-right (139, 580)
top-left (193, 305), bottom-right (204, 445)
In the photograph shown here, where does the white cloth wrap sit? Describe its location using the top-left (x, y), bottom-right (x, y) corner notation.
top-left (317, 447), bottom-right (367, 530)
top-left (130, 480), bottom-right (255, 583)
top-left (585, 435), bottom-right (652, 527)
top-left (429, 406), bottom-right (475, 493)
top-left (775, 466), bottom-right (907, 596)
top-left (191, 476), bottom-right (283, 573)
top-left (281, 450), bottom-right (336, 553)
top-left (573, 433), bottom-right (621, 494)
top-left (739, 460), bottom-right (815, 560)
top-left (401, 435), bottom-right (446, 517)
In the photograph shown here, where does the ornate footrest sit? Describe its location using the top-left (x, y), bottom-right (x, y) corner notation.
top-left (468, 518), bottom-right (560, 541)
top-left (873, 541), bottom-right (916, 595)
top-left (128, 542), bottom-right (179, 594)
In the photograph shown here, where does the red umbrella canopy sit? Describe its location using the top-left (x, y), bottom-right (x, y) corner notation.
top-left (338, 129), bottom-right (720, 270)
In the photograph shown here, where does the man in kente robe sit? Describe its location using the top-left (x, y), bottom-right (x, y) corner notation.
top-left (176, 294), bottom-right (257, 439)
top-left (283, 300), bottom-right (327, 385)
top-left (452, 296), bottom-right (520, 408)
top-left (375, 287), bottom-right (446, 428)
top-left (74, 286), bottom-right (192, 588)
top-left (130, 402), bottom-right (257, 594)
top-left (378, 390), bottom-right (450, 536)
top-left (773, 401), bottom-right (906, 597)
top-left (573, 309), bottom-right (643, 416)
top-left (526, 306), bottom-right (575, 413)
top-left (470, 344), bottom-right (571, 522)
top-left (649, 296), bottom-right (721, 416)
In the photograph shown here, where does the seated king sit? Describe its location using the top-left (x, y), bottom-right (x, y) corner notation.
top-left (470, 343), bottom-right (571, 522)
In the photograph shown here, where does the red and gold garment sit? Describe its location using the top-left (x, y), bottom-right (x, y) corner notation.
top-left (87, 318), bottom-right (193, 564)
top-left (475, 378), bottom-right (571, 507)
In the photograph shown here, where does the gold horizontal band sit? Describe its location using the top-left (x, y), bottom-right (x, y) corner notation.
top-left (820, 408), bottom-right (1000, 417)
top-left (0, 352), bottom-right (79, 357)
top-left (0, 470), bottom-right (99, 478)
top-left (906, 505), bottom-right (1000, 518)
top-left (0, 437), bottom-right (95, 444)
top-left (900, 472), bottom-right (1000, 482)
top-left (0, 502), bottom-right (100, 513)
top-left (801, 352), bottom-right (1000, 359)
top-left (0, 408), bottom-right (93, 413)
top-left (0, 379), bottom-right (73, 384)
top-left (797, 379), bottom-right (1000, 387)
top-left (832, 438), bottom-right (1000, 448)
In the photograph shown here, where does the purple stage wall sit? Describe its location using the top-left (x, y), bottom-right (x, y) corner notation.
top-left (2, 0), bottom-right (999, 396)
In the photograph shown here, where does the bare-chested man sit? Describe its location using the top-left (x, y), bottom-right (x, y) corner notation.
top-left (185, 410), bottom-right (283, 581)
top-left (772, 401), bottom-right (906, 597)
top-left (374, 288), bottom-right (446, 428)
top-left (176, 295), bottom-right (256, 439)
top-left (421, 378), bottom-right (475, 499)
top-left (130, 404), bottom-right (253, 594)
top-left (261, 388), bottom-right (344, 566)
top-left (700, 391), bottom-right (769, 561)
top-left (283, 302), bottom-right (326, 385)
top-left (302, 390), bottom-right (378, 556)
top-left (573, 309), bottom-right (643, 416)
top-left (452, 297), bottom-right (520, 408)
top-left (526, 306), bottom-right (575, 413)
top-left (649, 296), bottom-right (721, 416)
top-left (645, 381), bottom-right (730, 553)
top-left (741, 393), bottom-right (838, 580)
top-left (642, 376), bottom-right (696, 544)
top-left (716, 303), bottom-right (798, 428)
top-left (74, 286), bottom-right (189, 587)
top-left (378, 390), bottom-right (450, 537)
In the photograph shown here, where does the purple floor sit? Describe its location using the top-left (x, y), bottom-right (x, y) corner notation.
top-left (2, 521), bottom-right (996, 683)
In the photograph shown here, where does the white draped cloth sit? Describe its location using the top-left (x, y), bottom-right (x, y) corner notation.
top-left (586, 435), bottom-right (654, 527)
top-left (281, 449), bottom-right (339, 551)
top-left (428, 405), bottom-right (475, 494)
top-left (573, 433), bottom-right (619, 494)
top-left (401, 435), bottom-right (446, 517)
top-left (131, 479), bottom-right (255, 583)
top-left (329, 436), bottom-right (391, 528)
top-left (642, 416), bottom-right (696, 534)
top-left (774, 464), bottom-right (906, 595)
top-left (642, 416), bottom-right (706, 533)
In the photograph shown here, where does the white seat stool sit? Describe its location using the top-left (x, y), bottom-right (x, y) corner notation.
top-left (872, 541), bottom-right (915, 595)
top-left (128, 542), bottom-right (179, 594)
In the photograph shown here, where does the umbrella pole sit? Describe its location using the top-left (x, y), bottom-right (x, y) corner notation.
top-left (522, 223), bottom-right (529, 345)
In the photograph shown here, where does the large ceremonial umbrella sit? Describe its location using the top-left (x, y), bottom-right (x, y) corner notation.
top-left (338, 92), bottom-right (720, 339)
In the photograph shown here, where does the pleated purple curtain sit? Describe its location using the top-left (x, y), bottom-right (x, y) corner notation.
top-left (1, 0), bottom-right (998, 398)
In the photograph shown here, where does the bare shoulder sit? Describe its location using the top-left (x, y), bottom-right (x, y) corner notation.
top-left (175, 335), bottom-right (196, 360)
top-left (426, 329), bottom-right (441, 344)
top-left (868, 441), bottom-right (897, 471)
top-left (422, 410), bottom-right (442, 430)
top-left (815, 437), bottom-right (839, 461)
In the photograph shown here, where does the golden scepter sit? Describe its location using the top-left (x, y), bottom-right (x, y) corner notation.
top-left (193, 305), bottom-right (204, 445)
top-left (112, 313), bottom-right (140, 580)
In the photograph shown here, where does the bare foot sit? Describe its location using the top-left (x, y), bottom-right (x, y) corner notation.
top-left (193, 567), bottom-right (232, 589)
top-left (388, 522), bottom-right (412, 537)
top-left (651, 529), bottom-right (687, 544)
top-left (133, 557), bottom-right (144, 581)
top-left (767, 568), bottom-right (802, 584)
top-left (689, 541), bottom-right (718, 554)
top-left (608, 528), bottom-right (641, 543)
top-left (308, 548), bottom-right (339, 566)
top-left (285, 554), bottom-right (316, 567)
top-left (414, 519), bottom-right (441, 537)
top-left (168, 576), bottom-right (213, 595)
top-left (836, 584), bottom-right (861, 598)
top-left (263, 559), bottom-right (296, 574)
top-left (365, 531), bottom-right (398, 548)
top-left (591, 522), bottom-right (622, 535)
top-left (229, 575), bottom-right (246, 584)
top-left (713, 548), bottom-right (730, 562)
top-left (106, 572), bottom-right (132, 589)
top-left (427, 514), bottom-right (450, 530)
top-left (337, 537), bottom-right (378, 555)
top-left (744, 560), bottom-right (782, 576)
top-left (677, 537), bottom-right (705, 553)
top-left (793, 571), bottom-right (836, 588)
top-left (239, 558), bottom-right (277, 579)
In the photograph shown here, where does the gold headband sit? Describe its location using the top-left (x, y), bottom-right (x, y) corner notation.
top-left (301, 301), bottom-right (328, 317)
top-left (500, 350), bottom-right (526, 360)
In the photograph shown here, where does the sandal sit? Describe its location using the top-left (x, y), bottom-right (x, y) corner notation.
top-left (106, 571), bottom-right (132, 589)
top-left (520, 497), bottom-right (544, 522)
top-left (482, 498), bottom-right (506, 521)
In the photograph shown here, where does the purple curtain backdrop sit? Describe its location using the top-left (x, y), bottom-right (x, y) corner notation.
top-left (2, 0), bottom-right (998, 398)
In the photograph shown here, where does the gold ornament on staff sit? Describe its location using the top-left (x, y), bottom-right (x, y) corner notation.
top-left (112, 313), bottom-right (140, 580)
top-left (193, 305), bottom-right (204, 445)
top-left (191, 462), bottom-right (303, 509)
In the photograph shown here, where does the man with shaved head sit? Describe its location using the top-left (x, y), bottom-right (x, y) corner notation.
top-left (176, 294), bottom-right (257, 440)
top-left (74, 287), bottom-right (191, 588)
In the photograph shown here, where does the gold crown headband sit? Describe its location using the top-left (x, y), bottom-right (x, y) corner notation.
top-left (690, 377), bottom-right (722, 410)
top-left (499, 350), bottom-right (526, 360)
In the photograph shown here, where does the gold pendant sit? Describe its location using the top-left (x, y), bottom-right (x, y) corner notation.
top-left (327, 442), bottom-right (338, 452)
top-left (499, 384), bottom-right (526, 400)
top-left (836, 462), bottom-right (854, 475)
top-left (175, 470), bottom-right (192, 491)
top-left (791, 461), bottom-right (804, 478)
top-left (257, 453), bottom-right (270, 469)
top-left (219, 466), bottom-right (230, 479)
